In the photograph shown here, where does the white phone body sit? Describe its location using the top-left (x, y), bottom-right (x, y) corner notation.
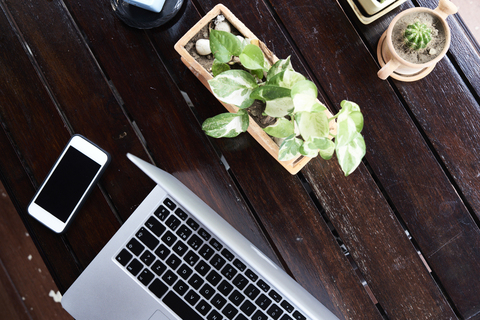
top-left (28, 135), bottom-right (110, 233)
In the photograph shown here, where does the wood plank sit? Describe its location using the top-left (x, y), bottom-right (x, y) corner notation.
top-left (182, 0), bottom-right (457, 318)
top-left (0, 181), bottom-right (73, 320)
top-left (148, 2), bottom-right (387, 319)
top-left (338, 1), bottom-right (480, 317)
top-left (59, 0), bottom-right (282, 268)
top-left (0, 260), bottom-right (31, 320)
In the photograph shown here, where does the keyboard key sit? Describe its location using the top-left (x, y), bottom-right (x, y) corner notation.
top-left (178, 264), bottom-right (193, 280)
top-left (162, 270), bottom-right (178, 286)
top-left (186, 218), bottom-right (199, 231)
top-left (176, 225), bottom-right (193, 240)
top-left (207, 309), bottom-right (222, 320)
top-left (174, 207), bottom-right (188, 220)
top-left (155, 244), bottom-right (170, 260)
top-left (126, 259), bottom-right (143, 276)
top-left (161, 231), bottom-right (177, 247)
top-left (185, 289), bottom-right (200, 306)
top-left (245, 284), bottom-right (261, 300)
top-left (209, 238), bottom-right (223, 251)
top-left (166, 215), bottom-right (181, 231)
top-left (163, 198), bottom-right (176, 211)
top-left (115, 249), bottom-right (132, 266)
top-left (154, 205), bottom-right (170, 221)
top-left (126, 238), bottom-right (144, 256)
top-left (145, 216), bottom-right (166, 237)
top-left (240, 300), bottom-right (257, 316)
top-left (151, 260), bottom-right (167, 276)
top-left (184, 251), bottom-right (200, 266)
top-left (232, 274), bottom-right (248, 290)
top-left (140, 250), bottom-right (155, 266)
top-left (252, 310), bottom-right (269, 320)
top-left (267, 304), bottom-right (284, 320)
top-left (235, 314), bottom-right (248, 320)
top-left (211, 254), bottom-right (226, 270)
top-left (199, 283), bottom-right (215, 299)
top-left (233, 258), bottom-right (246, 271)
top-left (245, 269), bottom-right (258, 282)
top-left (196, 299), bottom-right (212, 316)
top-left (269, 290), bottom-right (282, 303)
top-left (228, 289), bottom-right (245, 306)
top-left (211, 293), bottom-right (227, 310)
top-left (138, 269), bottom-right (154, 286)
top-left (206, 270), bottom-right (222, 286)
top-left (166, 253), bottom-right (182, 270)
top-left (187, 234), bottom-right (204, 250)
top-left (218, 280), bottom-right (234, 296)
top-left (162, 291), bottom-right (203, 320)
top-left (281, 300), bottom-right (294, 313)
top-left (199, 244), bottom-right (215, 260)
top-left (195, 260), bottom-right (211, 276)
top-left (293, 311), bottom-right (306, 320)
top-left (148, 278), bottom-right (168, 299)
top-left (173, 279), bottom-right (189, 296)
top-left (136, 227), bottom-right (159, 251)
top-left (221, 264), bottom-right (237, 280)
top-left (280, 315), bottom-right (293, 320)
top-left (258, 279), bottom-right (270, 292)
top-left (172, 241), bottom-right (189, 257)
top-left (222, 303), bottom-right (238, 319)
top-left (255, 294), bottom-right (272, 310)
top-left (221, 248), bottom-right (235, 261)
top-left (198, 228), bottom-right (211, 241)
top-left (188, 274), bottom-right (204, 290)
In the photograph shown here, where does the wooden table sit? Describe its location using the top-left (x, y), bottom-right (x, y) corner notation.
top-left (1, 0), bottom-right (479, 318)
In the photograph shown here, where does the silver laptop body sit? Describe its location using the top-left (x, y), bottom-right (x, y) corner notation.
top-left (61, 153), bottom-right (339, 320)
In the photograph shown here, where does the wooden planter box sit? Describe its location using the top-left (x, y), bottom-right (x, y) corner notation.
top-left (175, 4), bottom-right (321, 174)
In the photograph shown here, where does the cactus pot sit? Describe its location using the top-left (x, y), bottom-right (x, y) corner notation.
top-left (174, 4), bottom-right (334, 174)
top-left (377, 0), bottom-right (457, 81)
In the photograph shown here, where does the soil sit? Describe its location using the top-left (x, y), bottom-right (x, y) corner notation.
top-left (185, 15), bottom-right (275, 129)
top-left (392, 11), bottom-right (446, 64)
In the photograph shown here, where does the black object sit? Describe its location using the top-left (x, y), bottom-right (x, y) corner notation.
top-left (111, 0), bottom-right (184, 29)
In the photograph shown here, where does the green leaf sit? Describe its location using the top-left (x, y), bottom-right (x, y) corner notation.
top-left (208, 70), bottom-right (258, 108)
top-left (336, 132), bottom-right (366, 176)
top-left (278, 135), bottom-right (303, 161)
top-left (299, 142), bottom-right (318, 158)
top-left (338, 100), bottom-right (363, 132)
top-left (336, 116), bottom-right (357, 147)
top-left (265, 98), bottom-right (295, 117)
top-left (210, 30), bottom-right (242, 63)
top-left (305, 137), bottom-right (335, 160)
top-left (212, 59), bottom-right (230, 77)
top-left (296, 111), bottom-right (329, 140)
top-left (251, 86), bottom-right (291, 102)
top-left (239, 44), bottom-right (267, 71)
top-left (264, 118), bottom-right (294, 138)
top-left (267, 69), bottom-right (306, 89)
top-left (291, 80), bottom-right (318, 113)
top-left (202, 109), bottom-right (249, 138)
top-left (267, 56), bottom-right (293, 80)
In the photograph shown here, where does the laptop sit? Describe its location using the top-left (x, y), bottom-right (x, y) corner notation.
top-left (61, 153), bottom-right (339, 320)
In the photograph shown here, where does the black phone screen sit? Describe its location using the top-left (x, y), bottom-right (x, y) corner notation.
top-left (35, 146), bottom-right (101, 222)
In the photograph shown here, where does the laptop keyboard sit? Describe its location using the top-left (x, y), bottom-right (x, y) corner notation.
top-left (114, 197), bottom-right (307, 320)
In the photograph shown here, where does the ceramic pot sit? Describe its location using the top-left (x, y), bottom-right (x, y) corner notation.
top-left (175, 4), bottom-right (335, 174)
top-left (377, 0), bottom-right (457, 81)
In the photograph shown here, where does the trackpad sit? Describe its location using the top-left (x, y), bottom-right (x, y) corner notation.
top-left (148, 310), bottom-right (172, 320)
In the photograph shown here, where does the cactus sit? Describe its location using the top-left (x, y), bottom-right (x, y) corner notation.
top-left (404, 21), bottom-right (432, 50)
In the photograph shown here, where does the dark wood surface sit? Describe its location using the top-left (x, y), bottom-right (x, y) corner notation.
top-left (1, 0), bottom-right (479, 319)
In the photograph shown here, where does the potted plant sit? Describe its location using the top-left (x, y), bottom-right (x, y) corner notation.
top-left (175, 4), bottom-right (366, 175)
top-left (377, 0), bottom-right (457, 81)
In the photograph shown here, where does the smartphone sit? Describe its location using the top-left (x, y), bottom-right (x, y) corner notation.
top-left (28, 135), bottom-right (111, 233)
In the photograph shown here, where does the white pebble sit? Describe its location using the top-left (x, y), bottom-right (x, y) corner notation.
top-left (429, 48), bottom-right (437, 55)
top-left (215, 21), bottom-right (231, 33)
top-left (195, 39), bottom-right (211, 55)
